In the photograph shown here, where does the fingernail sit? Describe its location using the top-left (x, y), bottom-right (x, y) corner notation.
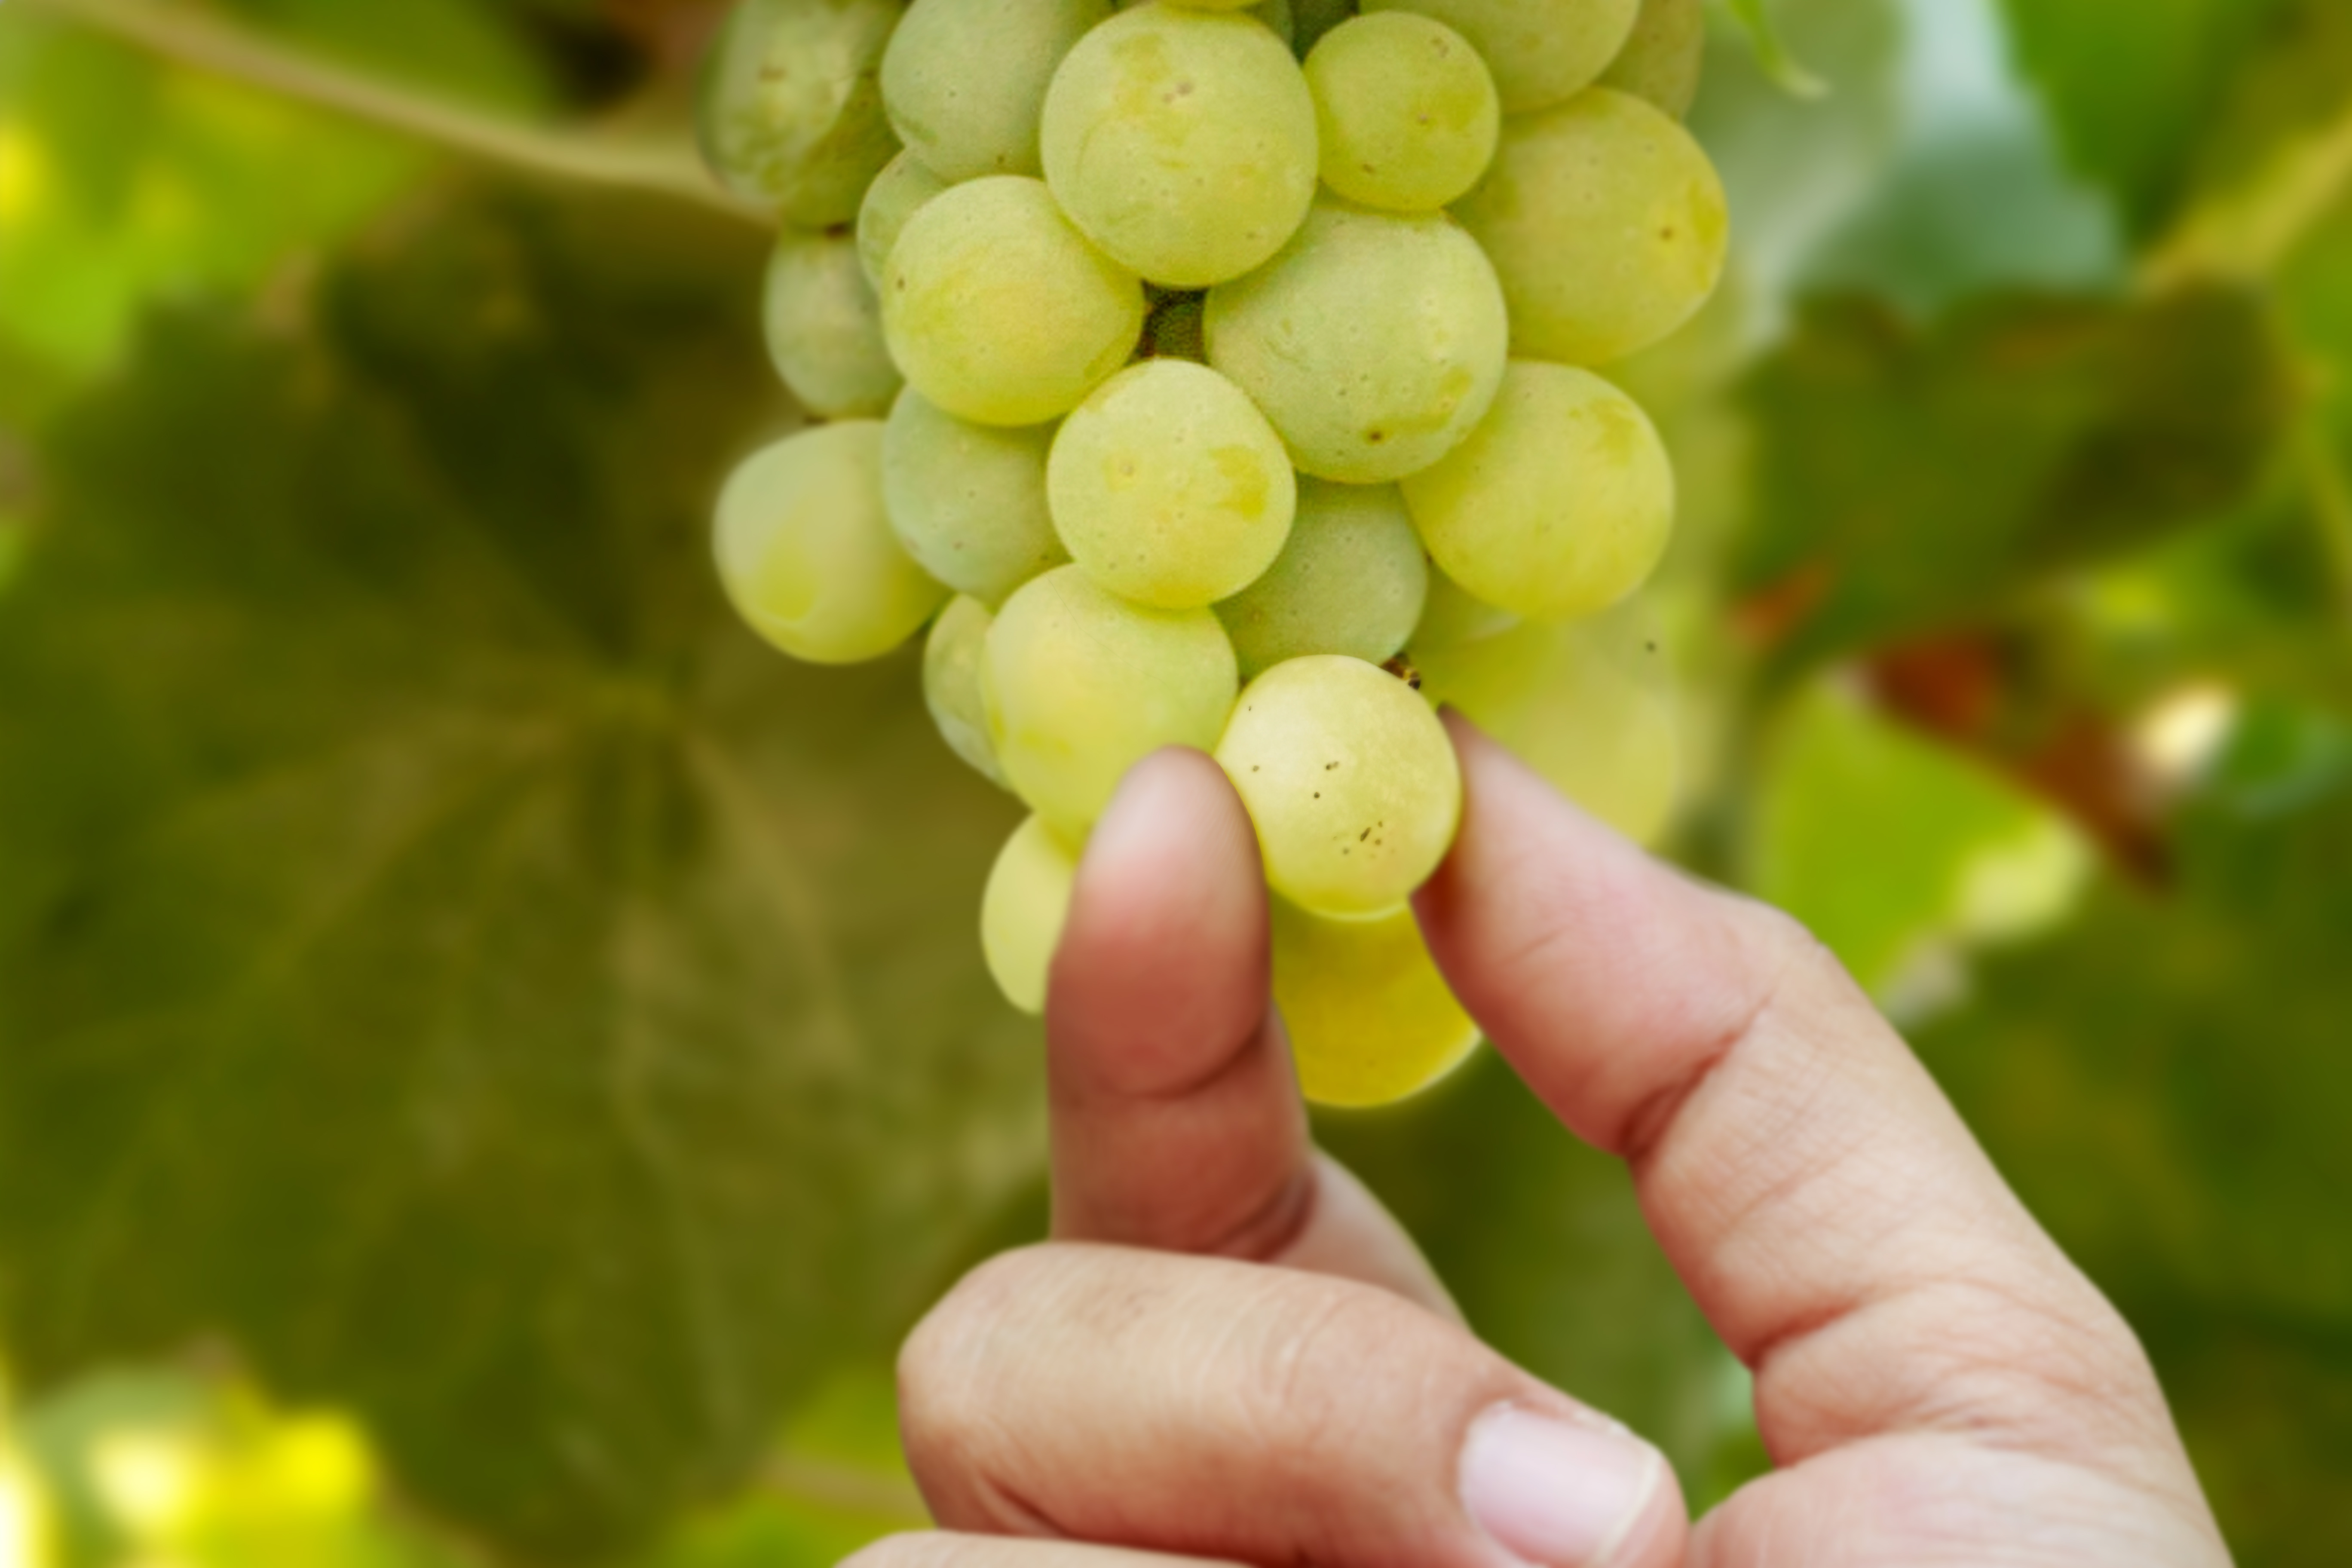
top-left (1085, 749), bottom-right (1193, 869)
top-left (1460, 1406), bottom-right (1661, 1568)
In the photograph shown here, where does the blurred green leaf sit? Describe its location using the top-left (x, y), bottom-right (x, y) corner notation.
top-left (0, 187), bottom-right (1041, 1562)
top-left (0, 15), bottom-right (423, 386)
top-left (1736, 285), bottom-right (2300, 669)
top-left (1997, 0), bottom-right (2301, 237)
top-left (1914, 750), bottom-right (2352, 1566)
top-left (1751, 678), bottom-right (2091, 998)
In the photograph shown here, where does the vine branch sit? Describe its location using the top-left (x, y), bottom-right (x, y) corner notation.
top-left (2144, 93), bottom-right (2352, 288)
top-left (14, 0), bottom-right (771, 226)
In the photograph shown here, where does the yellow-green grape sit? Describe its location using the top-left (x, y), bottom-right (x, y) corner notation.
top-left (925, 595), bottom-right (1009, 784)
top-left (1048, 360), bottom-right (1297, 610)
top-left (981, 815), bottom-right (1081, 1014)
top-left (883, 176), bottom-right (1146, 426)
top-left (1217, 480), bottom-right (1427, 677)
top-left (1206, 202), bottom-right (1507, 484)
top-left (882, 387), bottom-right (1069, 604)
top-left (1403, 361), bottom-right (1673, 623)
top-left (882, 0), bottom-right (1115, 182)
top-left (762, 230), bottom-right (902, 420)
top-left (1363, 0), bottom-right (1635, 113)
top-left (1217, 655), bottom-right (1461, 917)
top-left (1304, 14), bottom-right (1499, 212)
top-left (1416, 595), bottom-right (1679, 845)
top-left (1411, 564), bottom-right (1517, 652)
top-left (985, 565), bottom-right (1238, 834)
top-left (1599, 0), bottom-right (1704, 119)
top-left (697, 0), bottom-right (904, 227)
top-left (1271, 898), bottom-right (1480, 1107)
top-left (1455, 88), bottom-right (1728, 367)
top-left (715, 423), bottom-right (949, 665)
top-left (1041, 6), bottom-right (1319, 287)
top-left (857, 149), bottom-right (949, 290)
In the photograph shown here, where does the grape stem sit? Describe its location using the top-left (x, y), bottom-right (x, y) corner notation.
top-left (13, 0), bottom-right (772, 227)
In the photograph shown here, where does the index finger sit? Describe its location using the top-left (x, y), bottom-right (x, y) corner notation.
top-left (1415, 715), bottom-right (2199, 1498)
top-left (1044, 748), bottom-right (1456, 1311)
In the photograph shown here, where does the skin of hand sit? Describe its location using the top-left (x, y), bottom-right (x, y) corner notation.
top-left (861, 715), bottom-right (2237, 1568)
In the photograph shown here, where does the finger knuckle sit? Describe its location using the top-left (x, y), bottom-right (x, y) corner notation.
top-left (1240, 1276), bottom-right (1426, 1458)
top-left (898, 1246), bottom-right (1054, 1461)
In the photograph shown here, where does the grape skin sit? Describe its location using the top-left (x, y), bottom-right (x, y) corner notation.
top-left (714, 423), bottom-right (949, 666)
top-left (1272, 897), bottom-right (1481, 1107)
top-left (762, 230), bottom-right (903, 420)
top-left (882, 176), bottom-right (1147, 426)
top-left (1216, 479), bottom-right (1428, 678)
top-left (697, 0), bottom-right (905, 227)
top-left (1415, 594), bottom-right (1680, 845)
top-left (1403, 359), bottom-right (1675, 623)
top-left (1041, 5), bottom-right (1320, 287)
top-left (1599, 0), bottom-right (1705, 120)
top-left (1455, 87), bottom-right (1728, 367)
top-left (883, 0), bottom-right (1118, 183)
top-left (982, 815), bottom-right (1082, 1015)
top-left (1206, 201), bottom-right (1508, 484)
top-left (1411, 564), bottom-right (1518, 653)
top-left (985, 566), bottom-right (1240, 836)
top-left (858, 150), bottom-right (951, 291)
top-left (1217, 655), bottom-right (1461, 918)
top-left (1304, 13), bottom-right (1499, 213)
top-left (882, 387), bottom-right (1069, 606)
top-left (925, 595), bottom-right (1012, 786)
top-left (1047, 360), bottom-right (1298, 611)
top-left (1361, 0), bottom-right (1636, 114)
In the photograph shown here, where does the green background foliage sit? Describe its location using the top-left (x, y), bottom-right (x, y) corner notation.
top-left (0, 0), bottom-right (2346, 1564)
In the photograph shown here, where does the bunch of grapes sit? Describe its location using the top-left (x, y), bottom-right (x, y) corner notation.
top-left (699, 0), bottom-right (1726, 1107)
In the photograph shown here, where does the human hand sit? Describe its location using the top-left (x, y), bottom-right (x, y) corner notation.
top-left (868, 717), bottom-right (2234, 1568)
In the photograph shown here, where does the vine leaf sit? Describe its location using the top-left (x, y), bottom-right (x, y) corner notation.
top-left (0, 187), bottom-right (1041, 1563)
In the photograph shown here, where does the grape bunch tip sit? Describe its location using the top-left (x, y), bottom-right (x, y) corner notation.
top-left (701, 0), bottom-right (1722, 1109)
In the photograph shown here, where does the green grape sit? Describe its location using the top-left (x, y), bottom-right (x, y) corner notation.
top-left (1250, 0), bottom-right (1296, 43)
top-left (1139, 290), bottom-right (1209, 362)
top-left (1217, 655), bottom-right (1460, 917)
top-left (883, 176), bottom-right (1146, 426)
top-left (1416, 595), bottom-right (1679, 845)
top-left (857, 149), bottom-right (949, 290)
top-left (882, 387), bottom-right (1069, 604)
top-left (762, 230), bottom-right (903, 420)
top-left (1041, 5), bottom-right (1319, 287)
top-left (985, 565), bottom-right (1239, 834)
top-left (1206, 201), bottom-right (1507, 484)
top-left (1304, 14), bottom-right (1499, 212)
top-left (1271, 898), bottom-right (1479, 1107)
top-left (925, 595), bottom-right (1010, 785)
top-left (1047, 360), bottom-right (1297, 610)
top-left (1403, 360), bottom-right (1673, 623)
top-left (1410, 564), bottom-right (1518, 652)
top-left (1599, 0), bottom-right (1705, 119)
top-left (697, 0), bottom-right (904, 227)
top-left (1362, 0), bottom-right (1635, 113)
top-left (715, 423), bottom-right (949, 665)
top-left (1291, 0), bottom-right (1357, 55)
top-left (1216, 479), bottom-right (1427, 677)
top-left (882, 0), bottom-right (1115, 183)
top-left (982, 815), bottom-right (1082, 1014)
top-left (1455, 87), bottom-right (1728, 366)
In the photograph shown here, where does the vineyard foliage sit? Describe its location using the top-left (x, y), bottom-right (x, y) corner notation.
top-left (0, 1), bottom-right (2347, 1565)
